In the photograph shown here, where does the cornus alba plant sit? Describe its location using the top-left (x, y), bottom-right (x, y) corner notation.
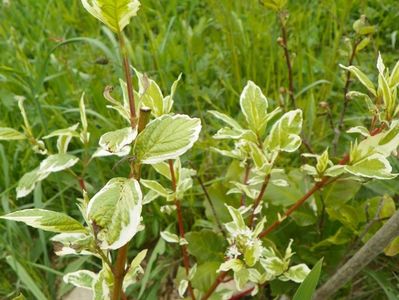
top-left (1, 1), bottom-right (399, 300)
top-left (0, 1), bottom-right (200, 300)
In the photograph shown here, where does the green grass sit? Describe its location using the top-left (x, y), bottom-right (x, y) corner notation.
top-left (1, 0), bottom-right (399, 299)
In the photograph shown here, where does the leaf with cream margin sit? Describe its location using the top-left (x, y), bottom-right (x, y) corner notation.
top-left (63, 270), bottom-right (97, 289)
top-left (208, 110), bottom-right (243, 131)
top-left (0, 127), bottom-right (26, 140)
top-left (139, 75), bottom-right (164, 117)
top-left (134, 114), bottom-right (201, 164)
top-left (356, 121), bottom-right (399, 157)
top-left (0, 209), bottom-right (86, 233)
top-left (345, 153), bottom-right (397, 180)
top-left (163, 73), bottom-right (182, 114)
top-left (123, 249), bottom-right (147, 290)
top-left (240, 81), bottom-right (269, 134)
top-left (339, 64), bottom-right (376, 96)
top-left (16, 169), bottom-right (49, 198)
top-left (96, 127), bottom-right (137, 157)
top-left (87, 177), bottom-right (142, 250)
top-left (141, 179), bottom-right (172, 198)
top-left (39, 154), bottom-right (79, 173)
top-left (92, 266), bottom-right (113, 300)
top-left (81, 0), bottom-right (141, 33)
top-left (265, 109), bottom-right (303, 152)
top-left (160, 231), bottom-right (180, 243)
top-left (50, 232), bottom-right (94, 256)
top-left (16, 154), bottom-right (79, 198)
top-left (42, 123), bottom-right (80, 139)
top-left (178, 279), bottom-right (188, 298)
top-left (280, 264), bottom-right (311, 283)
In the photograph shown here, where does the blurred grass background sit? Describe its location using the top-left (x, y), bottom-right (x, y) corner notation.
top-left (0, 0), bottom-right (399, 299)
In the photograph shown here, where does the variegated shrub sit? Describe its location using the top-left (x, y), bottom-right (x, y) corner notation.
top-left (1, 1), bottom-right (399, 300)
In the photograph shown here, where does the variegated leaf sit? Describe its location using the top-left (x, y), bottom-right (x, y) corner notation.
top-left (87, 178), bottom-right (142, 249)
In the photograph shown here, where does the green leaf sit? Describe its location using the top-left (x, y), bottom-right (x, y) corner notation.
top-left (356, 37), bottom-right (370, 53)
top-left (123, 249), bottom-right (147, 290)
top-left (0, 209), bottom-right (86, 233)
top-left (134, 114), bottom-right (201, 164)
top-left (6, 256), bottom-right (47, 300)
top-left (87, 177), bottom-right (142, 249)
top-left (96, 127), bottom-right (137, 157)
top-left (292, 258), bottom-right (323, 300)
top-left (81, 0), bottom-right (141, 33)
top-left (151, 162), bottom-right (171, 180)
top-left (140, 179), bottom-right (171, 198)
top-left (346, 153), bottom-right (396, 180)
top-left (191, 262), bottom-right (219, 292)
top-left (240, 80), bottom-right (268, 134)
top-left (185, 230), bottom-right (225, 263)
top-left (63, 270), bottom-right (97, 289)
top-left (0, 127), bottom-right (26, 140)
top-left (390, 60), bottom-right (399, 88)
top-left (265, 109), bottom-right (303, 152)
top-left (366, 270), bottom-right (399, 300)
top-left (379, 70), bottom-right (394, 117)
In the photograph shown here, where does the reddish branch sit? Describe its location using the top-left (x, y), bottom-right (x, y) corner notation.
top-left (112, 245), bottom-right (129, 300)
top-left (78, 177), bottom-right (87, 191)
top-left (201, 154), bottom-right (351, 300)
top-left (229, 287), bottom-right (255, 300)
top-left (259, 179), bottom-right (327, 238)
top-left (200, 126), bottom-right (392, 299)
top-left (169, 159), bottom-right (196, 300)
top-left (118, 33), bottom-right (137, 128)
top-left (259, 154), bottom-right (349, 238)
top-left (200, 272), bottom-right (228, 300)
top-left (112, 108), bottom-right (151, 300)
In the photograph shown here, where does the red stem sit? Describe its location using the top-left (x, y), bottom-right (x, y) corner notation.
top-left (168, 160), bottom-right (196, 300)
top-left (201, 122), bottom-right (383, 299)
top-left (228, 287), bottom-right (255, 300)
top-left (78, 177), bottom-right (86, 191)
top-left (112, 112), bottom-right (150, 300)
top-left (200, 272), bottom-right (228, 300)
top-left (201, 155), bottom-right (350, 300)
top-left (118, 32), bottom-right (136, 128)
top-left (258, 155), bottom-right (349, 238)
top-left (112, 244), bottom-right (129, 300)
